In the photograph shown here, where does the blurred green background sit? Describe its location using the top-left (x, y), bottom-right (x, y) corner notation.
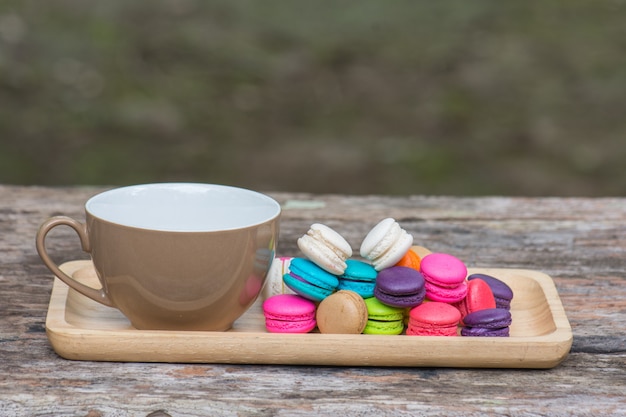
top-left (2, 0), bottom-right (626, 196)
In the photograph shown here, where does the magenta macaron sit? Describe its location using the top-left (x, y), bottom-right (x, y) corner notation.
top-left (262, 294), bottom-right (317, 333)
top-left (420, 253), bottom-right (468, 303)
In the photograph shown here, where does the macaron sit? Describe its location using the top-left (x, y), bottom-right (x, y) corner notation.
top-left (283, 258), bottom-right (339, 302)
top-left (374, 266), bottom-right (426, 308)
top-left (261, 256), bottom-right (296, 299)
top-left (316, 290), bottom-right (368, 334)
top-left (360, 218), bottom-right (414, 271)
top-left (410, 245), bottom-right (432, 259)
top-left (362, 297), bottom-right (405, 335)
top-left (454, 278), bottom-right (496, 324)
top-left (297, 223), bottom-right (352, 275)
top-left (467, 273), bottom-right (514, 310)
top-left (420, 253), bottom-right (468, 303)
top-left (337, 259), bottom-right (378, 298)
top-left (262, 294), bottom-right (317, 333)
top-left (406, 301), bottom-right (462, 336)
top-left (461, 308), bottom-right (512, 337)
top-left (394, 248), bottom-right (422, 271)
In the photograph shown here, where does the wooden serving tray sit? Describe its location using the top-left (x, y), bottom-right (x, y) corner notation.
top-left (46, 260), bottom-right (573, 368)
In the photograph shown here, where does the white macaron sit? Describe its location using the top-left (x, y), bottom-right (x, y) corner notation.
top-left (360, 218), bottom-right (414, 271)
top-left (261, 256), bottom-right (296, 299)
top-left (297, 223), bottom-right (352, 275)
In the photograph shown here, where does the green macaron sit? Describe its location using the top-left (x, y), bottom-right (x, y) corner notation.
top-left (362, 297), bottom-right (405, 335)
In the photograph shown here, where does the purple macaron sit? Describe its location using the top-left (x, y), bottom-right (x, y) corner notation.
top-left (468, 273), bottom-right (513, 310)
top-left (461, 308), bottom-right (512, 337)
top-left (374, 266), bottom-right (426, 308)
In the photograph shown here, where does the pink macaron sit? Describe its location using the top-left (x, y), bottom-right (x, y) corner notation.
top-left (420, 253), bottom-right (468, 303)
top-left (406, 302), bottom-right (462, 336)
top-left (262, 294), bottom-right (317, 333)
top-left (454, 278), bottom-right (496, 325)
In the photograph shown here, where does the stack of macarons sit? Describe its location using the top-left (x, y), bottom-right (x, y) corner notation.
top-left (420, 253), bottom-right (468, 303)
top-left (260, 218), bottom-right (514, 336)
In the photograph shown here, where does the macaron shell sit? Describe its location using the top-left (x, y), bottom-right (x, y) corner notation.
top-left (263, 294), bottom-right (316, 319)
top-left (338, 279), bottom-right (376, 298)
top-left (461, 326), bottom-right (510, 337)
top-left (376, 266), bottom-right (425, 295)
top-left (341, 259), bottom-right (377, 281)
top-left (364, 297), bottom-right (405, 321)
top-left (374, 286), bottom-right (425, 308)
top-left (363, 319), bottom-right (404, 335)
top-left (463, 308), bottom-right (512, 329)
top-left (406, 322), bottom-right (458, 336)
top-left (309, 223), bottom-right (353, 258)
top-left (420, 253), bottom-right (468, 287)
top-left (316, 290), bottom-right (368, 334)
top-left (265, 317), bottom-right (317, 333)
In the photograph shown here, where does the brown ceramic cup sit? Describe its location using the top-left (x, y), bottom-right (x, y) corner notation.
top-left (36, 183), bottom-right (281, 331)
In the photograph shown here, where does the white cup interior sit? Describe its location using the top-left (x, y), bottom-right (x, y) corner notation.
top-left (85, 183), bottom-right (281, 232)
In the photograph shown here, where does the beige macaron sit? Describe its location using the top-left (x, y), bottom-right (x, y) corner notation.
top-left (297, 223), bottom-right (352, 275)
top-left (315, 290), bottom-right (368, 334)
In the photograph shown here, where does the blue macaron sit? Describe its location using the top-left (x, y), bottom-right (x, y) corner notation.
top-left (337, 259), bottom-right (378, 298)
top-left (283, 258), bottom-right (339, 302)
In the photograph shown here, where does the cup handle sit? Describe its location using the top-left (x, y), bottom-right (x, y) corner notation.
top-left (36, 216), bottom-right (114, 307)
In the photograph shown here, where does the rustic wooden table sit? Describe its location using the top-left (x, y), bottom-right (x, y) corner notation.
top-left (1, 185), bottom-right (625, 416)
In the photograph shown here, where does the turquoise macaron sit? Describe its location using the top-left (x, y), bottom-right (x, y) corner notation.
top-left (283, 257), bottom-right (339, 302)
top-left (337, 259), bottom-right (378, 298)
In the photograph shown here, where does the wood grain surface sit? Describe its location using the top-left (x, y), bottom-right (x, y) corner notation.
top-left (1, 185), bottom-right (625, 416)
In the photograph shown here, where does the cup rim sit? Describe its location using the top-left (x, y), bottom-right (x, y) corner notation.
top-left (85, 182), bottom-right (281, 232)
